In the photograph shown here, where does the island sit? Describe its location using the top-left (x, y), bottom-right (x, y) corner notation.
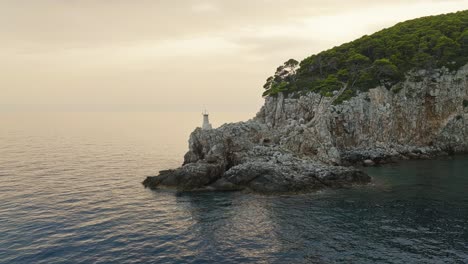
top-left (144, 10), bottom-right (468, 194)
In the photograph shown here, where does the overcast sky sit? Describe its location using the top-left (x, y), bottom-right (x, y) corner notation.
top-left (1, 0), bottom-right (468, 112)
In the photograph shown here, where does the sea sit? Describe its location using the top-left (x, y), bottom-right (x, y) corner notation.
top-left (0, 112), bottom-right (467, 263)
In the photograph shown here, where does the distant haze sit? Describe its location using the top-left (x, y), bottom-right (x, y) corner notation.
top-left (1, 0), bottom-right (468, 112)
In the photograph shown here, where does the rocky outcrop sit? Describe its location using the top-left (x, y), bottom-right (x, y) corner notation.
top-left (143, 122), bottom-right (370, 193)
top-left (143, 64), bottom-right (468, 194)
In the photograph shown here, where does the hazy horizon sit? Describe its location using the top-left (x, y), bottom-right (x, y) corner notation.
top-left (2, 1), bottom-right (468, 112)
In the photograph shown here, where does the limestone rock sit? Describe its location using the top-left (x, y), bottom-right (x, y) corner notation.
top-left (363, 160), bottom-right (375, 167)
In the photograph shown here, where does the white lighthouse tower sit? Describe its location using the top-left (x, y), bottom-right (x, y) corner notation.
top-left (202, 110), bottom-right (212, 130)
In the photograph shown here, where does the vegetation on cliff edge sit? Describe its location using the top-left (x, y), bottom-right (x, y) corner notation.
top-left (263, 10), bottom-right (468, 103)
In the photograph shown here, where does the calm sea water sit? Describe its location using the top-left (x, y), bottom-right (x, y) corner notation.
top-left (0, 112), bottom-right (467, 264)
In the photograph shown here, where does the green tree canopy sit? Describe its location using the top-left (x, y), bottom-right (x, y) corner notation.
top-left (263, 10), bottom-right (468, 100)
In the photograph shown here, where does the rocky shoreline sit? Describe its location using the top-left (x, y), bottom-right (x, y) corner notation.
top-left (143, 65), bottom-right (468, 194)
top-left (143, 123), bottom-right (372, 194)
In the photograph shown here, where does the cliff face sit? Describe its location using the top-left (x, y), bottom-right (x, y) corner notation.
top-left (256, 64), bottom-right (468, 164)
top-left (143, 65), bottom-right (468, 194)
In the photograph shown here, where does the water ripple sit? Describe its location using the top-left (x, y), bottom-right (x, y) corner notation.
top-left (1, 113), bottom-right (468, 263)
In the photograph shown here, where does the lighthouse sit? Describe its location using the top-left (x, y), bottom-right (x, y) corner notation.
top-left (202, 110), bottom-right (212, 130)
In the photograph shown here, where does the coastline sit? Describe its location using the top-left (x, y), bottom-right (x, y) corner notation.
top-left (144, 64), bottom-right (468, 194)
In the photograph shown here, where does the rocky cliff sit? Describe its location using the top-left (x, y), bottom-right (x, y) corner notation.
top-left (257, 64), bottom-right (468, 164)
top-left (143, 64), bottom-right (468, 194)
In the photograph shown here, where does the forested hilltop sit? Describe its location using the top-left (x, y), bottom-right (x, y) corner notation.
top-left (263, 10), bottom-right (468, 103)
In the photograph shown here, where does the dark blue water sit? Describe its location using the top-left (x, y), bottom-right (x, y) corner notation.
top-left (1, 113), bottom-right (467, 263)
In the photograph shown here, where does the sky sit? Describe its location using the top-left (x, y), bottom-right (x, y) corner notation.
top-left (1, 0), bottom-right (468, 112)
